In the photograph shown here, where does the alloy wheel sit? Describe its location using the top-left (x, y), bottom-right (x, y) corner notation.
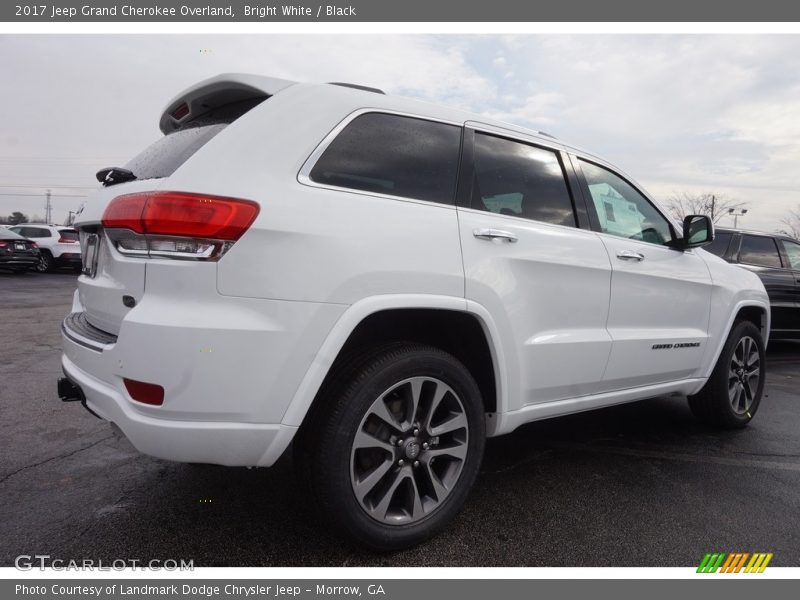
top-left (728, 335), bottom-right (760, 415)
top-left (349, 376), bottom-right (469, 525)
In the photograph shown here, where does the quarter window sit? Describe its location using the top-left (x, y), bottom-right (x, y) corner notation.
top-left (779, 239), bottom-right (800, 269)
top-left (470, 133), bottom-right (575, 227)
top-left (579, 160), bottom-right (673, 246)
top-left (309, 113), bottom-right (462, 205)
top-left (739, 235), bottom-right (782, 268)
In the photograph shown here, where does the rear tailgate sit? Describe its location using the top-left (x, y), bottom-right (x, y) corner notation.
top-left (74, 180), bottom-right (162, 335)
top-left (73, 74), bottom-right (294, 336)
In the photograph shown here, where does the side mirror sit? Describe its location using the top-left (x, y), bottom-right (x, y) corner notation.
top-left (680, 214), bottom-right (714, 249)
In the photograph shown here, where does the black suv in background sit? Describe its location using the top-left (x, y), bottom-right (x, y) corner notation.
top-left (706, 228), bottom-right (800, 340)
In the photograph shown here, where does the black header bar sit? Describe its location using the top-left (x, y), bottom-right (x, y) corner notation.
top-left (4, 0), bottom-right (800, 22)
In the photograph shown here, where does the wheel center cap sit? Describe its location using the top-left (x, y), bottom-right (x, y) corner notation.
top-left (403, 439), bottom-right (421, 460)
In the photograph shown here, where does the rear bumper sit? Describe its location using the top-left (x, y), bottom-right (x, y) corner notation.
top-left (0, 255), bottom-right (38, 268)
top-left (60, 287), bottom-right (345, 466)
top-left (54, 252), bottom-right (82, 267)
top-left (62, 353), bottom-right (297, 466)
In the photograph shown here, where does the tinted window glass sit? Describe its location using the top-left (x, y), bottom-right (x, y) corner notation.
top-left (471, 133), bottom-right (575, 227)
top-left (780, 239), bottom-right (800, 269)
top-left (704, 231), bottom-right (733, 257)
top-left (58, 229), bottom-right (78, 241)
top-left (580, 160), bottom-right (673, 246)
top-left (0, 228), bottom-right (26, 240)
top-left (13, 227), bottom-right (49, 238)
top-left (125, 97), bottom-right (266, 181)
top-left (739, 235), bottom-right (782, 268)
top-left (309, 113), bottom-right (462, 204)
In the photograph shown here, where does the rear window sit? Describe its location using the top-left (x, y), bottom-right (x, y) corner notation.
top-left (58, 229), bottom-right (79, 241)
top-left (125, 97), bottom-right (266, 181)
top-left (309, 113), bottom-right (462, 205)
top-left (704, 230), bottom-right (733, 257)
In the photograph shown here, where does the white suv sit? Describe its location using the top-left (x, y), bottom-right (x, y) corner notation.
top-left (9, 224), bottom-right (81, 272)
top-left (60, 74), bottom-right (770, 550)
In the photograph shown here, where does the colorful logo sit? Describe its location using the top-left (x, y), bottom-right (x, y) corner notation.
top-left (697, 553), bottom-right (773, 573)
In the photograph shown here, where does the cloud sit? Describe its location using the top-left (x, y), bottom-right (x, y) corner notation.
top-left (1, 34), bottom-right (799, 232)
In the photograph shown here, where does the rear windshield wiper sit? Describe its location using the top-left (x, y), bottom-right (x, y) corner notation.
top-left (96, 166), bottom-right (137, 187)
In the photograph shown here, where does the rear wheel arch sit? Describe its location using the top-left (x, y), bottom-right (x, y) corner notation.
top-left (292, 304), bottom-right (502, 437)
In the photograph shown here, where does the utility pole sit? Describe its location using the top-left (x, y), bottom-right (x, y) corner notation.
top-left (45, 189), bottom-right (52, 224)
top-left (66, 211), bottom-right (75, 226)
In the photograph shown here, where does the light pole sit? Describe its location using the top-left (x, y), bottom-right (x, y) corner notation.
top-left (728, 208), bottom-right (748, 228)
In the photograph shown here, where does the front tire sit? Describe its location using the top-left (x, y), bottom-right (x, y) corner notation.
top-left (688, 320), bottom-right (765, 428)
top-left (295, 343), bottom-right (486, 551)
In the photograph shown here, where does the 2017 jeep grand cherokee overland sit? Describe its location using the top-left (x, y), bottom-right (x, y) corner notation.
top-left (59, 74), bottom-right (770, 550)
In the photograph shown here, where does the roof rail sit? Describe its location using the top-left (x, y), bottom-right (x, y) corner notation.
top-left (328, 82), bottom-right (386, 95)
top-left (537, 131), bottom-right (557, 139)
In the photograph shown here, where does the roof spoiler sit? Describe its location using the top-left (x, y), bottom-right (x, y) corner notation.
top-left (159, 73), bottom-right (296, 134)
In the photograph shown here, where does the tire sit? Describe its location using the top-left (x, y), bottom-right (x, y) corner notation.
top-left (688, 320), bottom-right (766, 429)
top-left (294, 342), bottom-right (486, 551)
top-left (35, 251), bottom-right (54, 273)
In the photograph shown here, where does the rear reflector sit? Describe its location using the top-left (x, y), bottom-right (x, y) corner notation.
top-left (103, 192), bottom-right (259, 241)
top-left (124, 378), bottom-right (165, 406)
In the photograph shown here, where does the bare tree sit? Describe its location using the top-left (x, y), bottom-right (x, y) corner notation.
top-left (664, 192), bottom-right (748, 224)
top-left (777, 205), bottom-right (800, 240)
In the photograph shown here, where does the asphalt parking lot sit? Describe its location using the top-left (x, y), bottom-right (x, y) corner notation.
top-left (1, 272), bottom-right (799, 567)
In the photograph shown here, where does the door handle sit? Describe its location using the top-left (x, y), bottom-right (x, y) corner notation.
top-left (473, 228), bottom-right (518, 243)
top-left (616, 250), bottom-right (645, 262)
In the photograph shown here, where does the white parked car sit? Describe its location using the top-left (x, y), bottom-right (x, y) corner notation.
top-left (60, 74), bottom-right (770, 550)
top-left (9, 224), bottom-right (81, 272)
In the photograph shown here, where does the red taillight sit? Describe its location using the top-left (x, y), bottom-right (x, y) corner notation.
top-left (0, 242), bottom-right (7, 248)
top-left (171, 102), bottom-right (190, 121)
top-left (124, 378), bottom-right (164, 406)
top-left (103, 192), bottom-right (259, 241)
top-left (58, 236), bottom-right (79, 243)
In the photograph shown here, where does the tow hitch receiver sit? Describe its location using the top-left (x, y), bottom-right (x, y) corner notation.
top-left (58, 377), bottom-right (85, 402)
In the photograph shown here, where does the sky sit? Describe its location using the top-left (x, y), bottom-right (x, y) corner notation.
top-left (0, 34), bottom-right (799, 232)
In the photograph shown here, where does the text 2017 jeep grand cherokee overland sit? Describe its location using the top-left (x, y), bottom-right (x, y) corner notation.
top-left (59, 74), bottom-right (770, 550)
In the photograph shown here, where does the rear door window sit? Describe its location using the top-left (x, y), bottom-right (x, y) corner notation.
top-left (125, 97), bottom-right (266, 181)
top-left (309, 112), bottom-right (462, 205)
top-left (470, 133), bottom-right (576, 227)
top-left (739, 235), bottom-right (783, 268)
